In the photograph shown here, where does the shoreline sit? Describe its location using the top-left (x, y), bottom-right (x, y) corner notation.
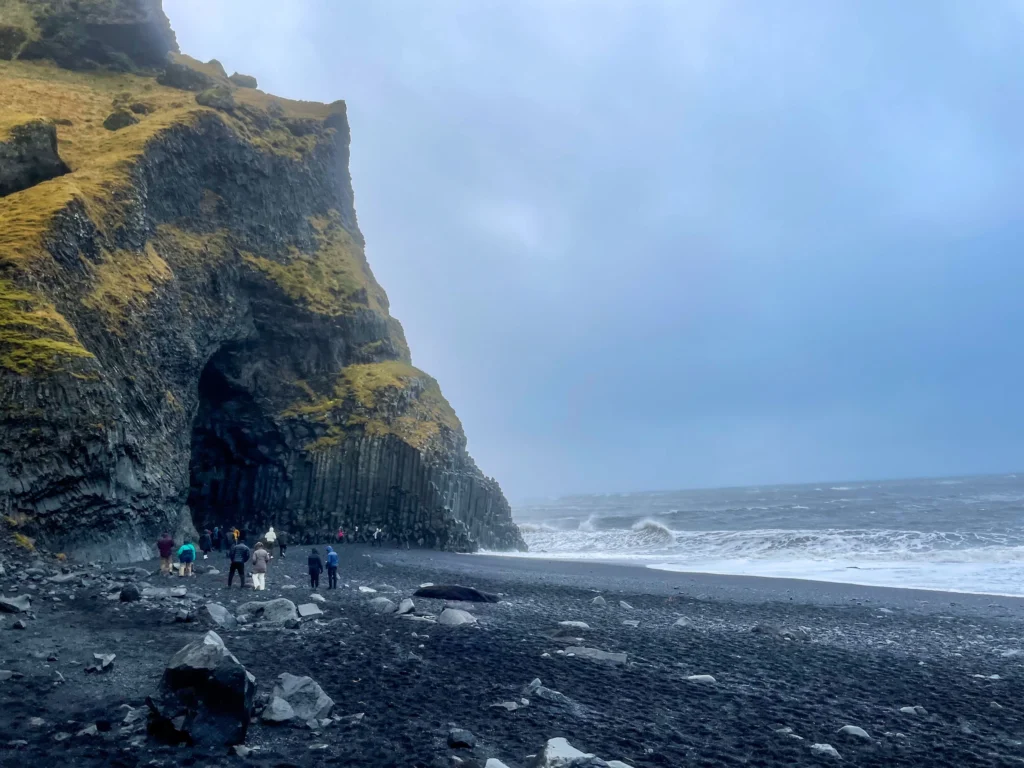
top-left (478, 549), bottom-right (1024, 604)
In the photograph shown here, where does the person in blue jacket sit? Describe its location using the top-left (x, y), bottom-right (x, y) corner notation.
top-left (325, 545), bottom-right (339, 589)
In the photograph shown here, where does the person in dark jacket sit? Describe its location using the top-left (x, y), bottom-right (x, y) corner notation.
top-left (227, 540), bottom-right (251, 588)
top-left (157, 533), bottom-right (174, 575)
top-left (325, 545), bottom-right (339, 589)
top-left (308, 548), bottom-right (324, 589)
top-left (277, 529), bottom-right (288, 559)
top-left (199, 530), bottom-right (213, 560)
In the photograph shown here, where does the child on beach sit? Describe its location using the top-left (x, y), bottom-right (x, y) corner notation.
top-left (176, 538), bottom-right (196, 576)
top-left (308, 548), bottom-right (324, 589)
top-left (156, 532), bottom-right (174, 575)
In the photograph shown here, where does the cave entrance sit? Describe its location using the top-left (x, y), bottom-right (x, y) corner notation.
top-left (187, 347), bottom-right (289, 540)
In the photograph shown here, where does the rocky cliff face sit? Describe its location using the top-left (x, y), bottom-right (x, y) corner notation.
top-left (0, 0), bottom-right (525, 559)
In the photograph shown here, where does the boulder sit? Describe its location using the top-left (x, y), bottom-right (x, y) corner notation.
top-left (147, 631), bottom-right (256, 746)
top-left (102, 110), bottom-right (138, 131)
top-left (204, 603), bottom-right (237, 630)
top-left (271, 673), bottom-right (334, 721)
top-left (0, 594), bottom-right (31, 613)
top-left (157, 61), bottom-right (218, 91)
top-left (0, 119), bottom-right (69, 197)
top-left (618, 601), bottom-right (634, 610)
top-left (195, 86), bottom-right (235, 112)
top-left (119, 585), bottom-right (141, 602)
top-left (672, 617), bottom-right (693, 628)
top-left (229, 72), bottom-right (258, 88)
top-left (297, 603), bottom-right (323, 619)
top-left (810, 743), bottom-right (841, 759)
top-left (367, 597), bottom-right (396, 614)
top-left (236, 598), bottom-right (298, 625)
top-left (12, 619), bottom-right (26, 630)
top-left (85, 653), bottom-right (115, 673)
top-left (590, 596), bottom-right (607, 607)
top-left (448, 728), bottom-right (477, 748)
top-left (414, 585), bottom-right (499, 603)
top-left (438, 608), bottom-right (477, 626)
top-left (899, 705), bottom-right (928, 716)
top-left (395, 598), bottom-right (415, 615)
top-left (564, 646), bottom-right (627, 665)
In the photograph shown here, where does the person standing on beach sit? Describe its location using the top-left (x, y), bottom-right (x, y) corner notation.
top-left (308, 547), bottom-right (324, 589)
top-left (227, 538), bottom-right (251, 588)
top-left (337, 527), bottom-right (345, 544)
top-left (177, 538), bottom-right (196, 577)
top-left (264, 526), bottom-right (277, 551)
top-left (277, 529), bottom-right (288, 559)
top-left (198, 529), bottom-right (213, 560)
top-left (372, 527), bottom-right (381, 547)
top-left (250, 541), bottom-right (271, 591)
top-left (325, 545), bottom-right (339, 589)
top-left (156, 532), bottom-right (174, 575)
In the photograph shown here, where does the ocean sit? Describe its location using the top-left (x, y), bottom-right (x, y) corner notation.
top-left (504, 474), bottom-right (1024, 596)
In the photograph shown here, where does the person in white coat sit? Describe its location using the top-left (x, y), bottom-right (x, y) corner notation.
top-left (264, 526), bottom-right (277, 548)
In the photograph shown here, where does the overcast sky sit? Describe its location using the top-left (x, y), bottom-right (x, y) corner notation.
top-left (166, 0), bottom-right (1024, 501)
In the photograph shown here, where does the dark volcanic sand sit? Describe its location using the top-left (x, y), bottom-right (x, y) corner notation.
top-left (2, 544), bottom-right (1024, 767)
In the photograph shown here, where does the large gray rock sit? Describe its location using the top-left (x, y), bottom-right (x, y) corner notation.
top-left (147, 631), bottom-right (256, 746)
top-left (203, 603), bottom-right (237, 630)
top-left (564, 647), bottom-right (627, 665)
top-left (0, 119), bottom-right (69, 198)
top-left (237, 598), bottom-right (298, 625)
top-left (142, 587), bottom-right (187, 599)
top-left (838, 725), bottom-right (870, 740)
top-left (438, 608), bottom-right (477, 626)
top-left (229, 72), bottom-right (258, 88)
top-left (271, 673), bottom-right (334, 721)
top-left (396, 598), bottom-right (415, 615)
top-left (0, 594), bottom-right (31, 613)
top-left (530, 737), bottom-right (608, 767)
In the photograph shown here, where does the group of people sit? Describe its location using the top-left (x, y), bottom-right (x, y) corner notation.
top-left (335, 525), bottom-right (387, 546)
top-left (156, 525), bottom-right (339, 591)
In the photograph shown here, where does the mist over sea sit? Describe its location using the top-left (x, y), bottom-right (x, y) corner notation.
top-left (503, 474), bottom-right (1024, 596)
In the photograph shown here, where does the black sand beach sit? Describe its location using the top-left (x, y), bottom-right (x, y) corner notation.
top-left (2, 543), bottom-right (1023, 767)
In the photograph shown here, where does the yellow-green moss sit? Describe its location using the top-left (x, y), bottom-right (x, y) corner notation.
top-left (13, 531), bottom-right (35, 551)
top-left (81, 243), bottom-right (172, 330)
top-left (283, 361), bottom-right (462, 451)
top-left (0, 278), bottom-right (94, 374)
top-left (243, 210), bottom-right (385, 316)
top-left (0, 0), bottom-right (39, 46)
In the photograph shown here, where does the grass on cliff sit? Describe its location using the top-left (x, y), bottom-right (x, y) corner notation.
top-left (242, 210), bottom-right (387, 316)
top-left (0, 54), bottom-right (351, 375)
top-left (282, 361), bottom-right (462, 452)
top-left (81, 243), bottom-right (172, 331)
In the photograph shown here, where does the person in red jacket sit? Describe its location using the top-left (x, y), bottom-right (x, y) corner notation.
top-left (156, 532), bottom-right (174, 575)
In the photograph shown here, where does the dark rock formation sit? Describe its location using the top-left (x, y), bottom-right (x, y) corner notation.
top-left (229, 72), bottom-right (257, 89)
top-left (102, 109), bottom-right (138, 131)
top-left (414, 585), bottom-right (500, 603)
top-left (0, 1), bottom-right (524, 560)
top-left (194, 85), bottom-right (234, 111)
top-left (147, 630), bottom-right (256, 746)
top-left (0, 118), bottom-right (69, 196)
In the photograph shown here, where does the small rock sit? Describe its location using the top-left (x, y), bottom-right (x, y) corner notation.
top-left (622, 620), bottom-right (640, 628)
top-left (619, 600), bottom-right (634, 610)
top-left (532, 737), bottom-right (599, 767)
top-left (490, 701), bottom-right (519, 712)
top-left (297, 603), bottom-right (324, 619)
top-left (0, 594), bottom-right (31, 613)
top-left (485, 760), bottom-right (512, 768)
top-left (119, 585), bottom-right (141, 602)
top-left (438, 608), bottom-right (477, 626)
top-left (838, 725), bottom-right (870, 740)
top-left (564, 646), bottom-right (626, 664)
top-left (590, 596), bottom-right (607, 607)
top-left (811, 743), bottom-right (841, 759)
top-left (558, 621), bottom-right (590, 630)
top-left (85, 653), bottom-right (115, 673)
top-left (141, 587), bottom-right (186, 599)
top-left (396, 598), bottom-right (415, 615)
top-left (261, 696), bottom-right (296, 724)
top-left (672, 617), bottom-right (693, 628)
top-left (76, 725), bottom-right (98, 737)
top-left (367, 597), bottom-right (396, 614)
top-left (272, 672), bottom-right (335, 720)
top-left (448, 728), bottom-right (476, 748)
top-left (899, 706), bottom-right (928, 716)
top-left (358, 586), bottom-right (377, 594)
top-left (687, 674), bottom-right (716, 683)
top-left (13, 619), bottom-right (27, 629)
top-left (203, 602), bottom-right (237, 630)
top-left (309, 593), bottom-right (327, 604)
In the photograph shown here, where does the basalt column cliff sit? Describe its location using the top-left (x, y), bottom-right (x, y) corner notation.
top-left (0, 0), bottom-right (524, 559)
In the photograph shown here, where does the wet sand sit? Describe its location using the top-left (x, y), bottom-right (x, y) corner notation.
top-left (1, 543), bottom-right (1023, 766)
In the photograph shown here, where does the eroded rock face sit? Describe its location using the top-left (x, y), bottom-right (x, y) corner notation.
top-left (0, 119), bottom-right (69, 197)
top-left (0, 2), bottom-right (525, 560)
